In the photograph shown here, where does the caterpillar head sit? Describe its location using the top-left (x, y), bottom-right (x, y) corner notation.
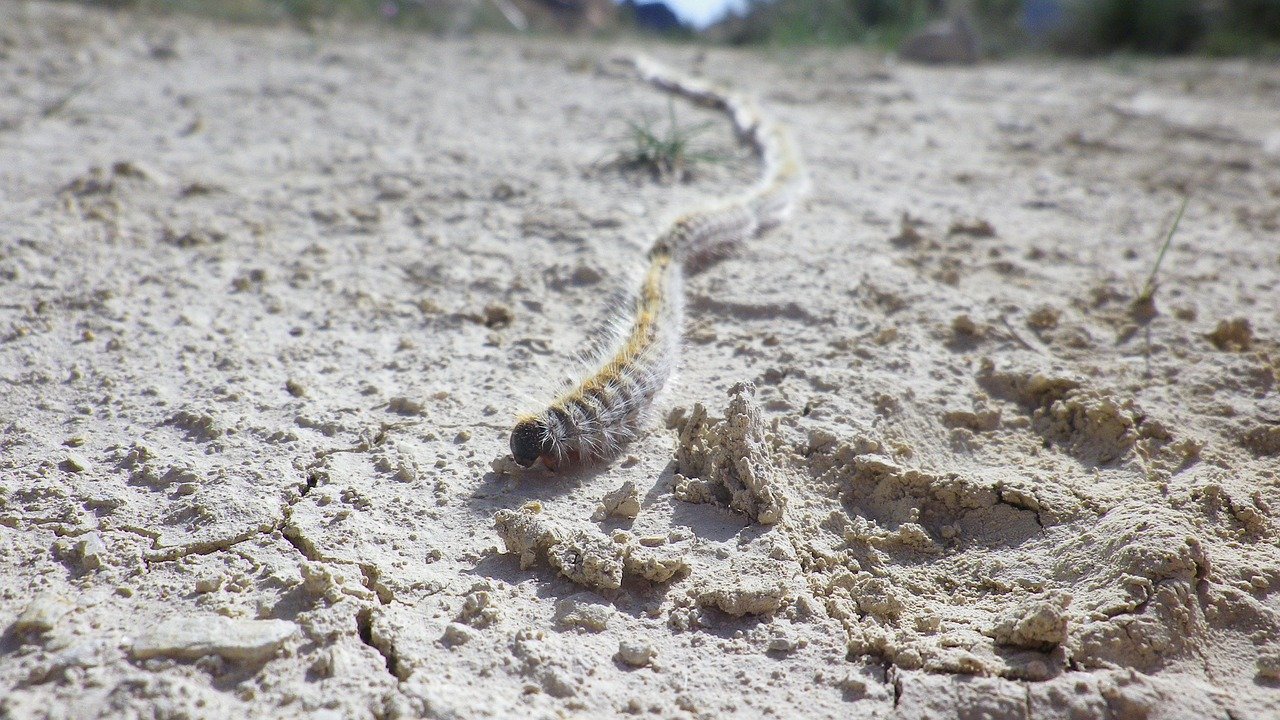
top-left (510, 417), bottom-right (553, 468)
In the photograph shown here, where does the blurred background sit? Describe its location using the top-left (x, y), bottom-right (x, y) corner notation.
top-left (67, 0), bottom-right (1280, 57)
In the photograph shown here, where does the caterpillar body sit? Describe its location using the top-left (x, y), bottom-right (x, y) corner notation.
top-left (510, 245), bottom-right (682, 470)
top-left (509, 56), bottom-right (807, 470)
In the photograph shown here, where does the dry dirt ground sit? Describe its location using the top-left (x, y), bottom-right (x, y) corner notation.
top-left (2, 2), bottom-right (1279, 718)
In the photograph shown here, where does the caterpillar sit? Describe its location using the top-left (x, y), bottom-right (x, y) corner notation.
top-left (509, 56), bottom-right (807, 471)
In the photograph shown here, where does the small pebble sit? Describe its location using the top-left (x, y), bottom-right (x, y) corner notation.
top-left (76, 533), bottom-right (106, 571)
top-left (13, 592), bottom-right (75, 633)
top-left (617, 639), bottom-right (655, 667)
top-left (195, 575), bottom-right (224, 594)
top-left (442, 623), bottom-right (475, 647)
top-left (387, 396), bottom-right (425, 415)
top-left (61, 454), bottom-right (89, 473)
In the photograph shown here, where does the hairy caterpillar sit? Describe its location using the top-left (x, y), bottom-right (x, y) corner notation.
top-left (509, 56), bottom-right (807, 470)
top-left (511, 243), bottom-right (681, 470)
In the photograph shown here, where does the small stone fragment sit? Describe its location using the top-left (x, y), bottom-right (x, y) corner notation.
top-left (697, 579), bottom-right (787, 617)
top-left (990, 591), bottom-right (1071, 650)
top-left (75, 533), bottom-right (107, 570)
top-left (671, 474), bottom-right (715, 505)
top-left (442, 622), bottom-right (476, 647)
top-left (1257, 649), bottom-right (1280, 680)
top-left (1206, 318), bottom-right (1253, 351)
top-left (165, 408), bottom-right (222, 441)
top-left (541, 666), bottom-right (579, 698)
top-left (456, 589), bottom-right (499, 628)
top-left (624, 543), bottom-right (689, 583)
top-left (617, 639), bottom-right (655, 667)
top-left (766, 627), bottom-right (802, 653)
top-left (554, 593), bottom-right (614, 632)
top-left (1027, 306), bottom-right (1061, 331)
top-left (547, 529), bottom-right (626, 590)
top-left (482, 304), bottom-right (514, 329)
top-left (496, 505), bottom-right (687, 590)
top-left (387, 396), bottom-right (425, 415)
top-left (1243, 425), bottom-right (1280, 457)
top-left (12, 592), bottom-right (75, 634)
top-left (673, 383), bottom-right (786, 524)
top-left (949, 218), bottom-right (996, 237)
top-left (61, 454), bottom-right (90, 473)
top-left (131, 616), bottom-right (297, 663)
top-left (195, 575), bottom-right (224, 594)
top-left (951, 314), bottom-right (982, 339)
top-left (592, 481), bottom-right (640, 521)
top-left (694, 551), bottom-right (793, 617)
top-left (494, 502), bottom-right (560, 569)
top-left (490, 455), bottom-right (522, 474)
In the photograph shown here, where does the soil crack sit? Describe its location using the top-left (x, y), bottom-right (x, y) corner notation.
top-left (356, 606), bottom-right (401, 681)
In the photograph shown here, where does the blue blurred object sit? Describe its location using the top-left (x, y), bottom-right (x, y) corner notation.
top-left (623, 0), bottom-right (684, 30)
top-left (1022, 0), bottom-right (1065, 37)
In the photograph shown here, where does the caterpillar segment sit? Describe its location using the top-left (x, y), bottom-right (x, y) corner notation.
top-left (620, 55), bottom-right (809, 239)
top-left (660, 204), bottom-right (759, 272)
top-left (510, 246), bottom-right (682, 470)
top-left (509, 56), bottom-right (807, 470)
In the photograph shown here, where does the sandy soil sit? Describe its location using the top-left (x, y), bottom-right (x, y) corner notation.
top-left (2, 2), bottom-right (1279, 717)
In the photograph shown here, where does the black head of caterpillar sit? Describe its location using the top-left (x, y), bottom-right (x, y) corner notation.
top-left (510, 417), bottom-right (554, 468)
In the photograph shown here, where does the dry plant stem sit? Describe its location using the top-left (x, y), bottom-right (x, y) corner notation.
top-left (1135, 194), bottom-right (1190, 378)
top-left (1138, 194), bottom-right (1190, 304)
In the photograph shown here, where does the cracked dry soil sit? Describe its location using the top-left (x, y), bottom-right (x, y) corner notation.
top-left (2, 2), bottom-right (1280, 718)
